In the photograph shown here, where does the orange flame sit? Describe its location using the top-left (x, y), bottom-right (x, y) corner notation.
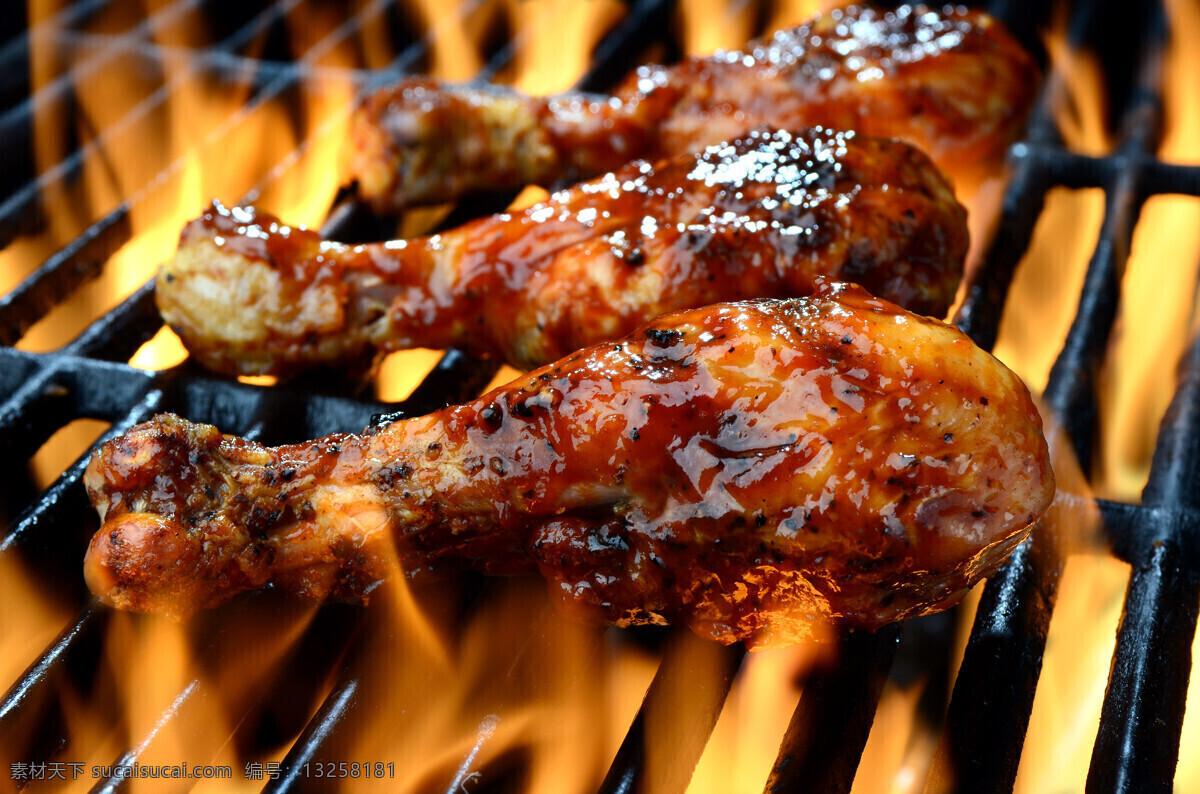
top-left (994, 2), bottom-right (1200, 793)
top-left (7, 3), bottom-right (1200, 793)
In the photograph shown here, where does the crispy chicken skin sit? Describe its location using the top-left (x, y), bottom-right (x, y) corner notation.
top-left (349, 4), bottom-right (1038, 211)
top-left (160, 129), bottom-right (967, 375)
top-left (86, 283), bottom-right (1053, 647)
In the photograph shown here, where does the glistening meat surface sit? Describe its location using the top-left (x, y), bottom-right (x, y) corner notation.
top-left (160, 129), bottom-right (967, 375)
top-left (349, 4), bottom-right (1038, 210)
top-left (86, 283), bottom-right (1054, 648)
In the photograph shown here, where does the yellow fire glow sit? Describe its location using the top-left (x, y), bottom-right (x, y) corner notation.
top-left (8, 2), bottom-right (1200, 792)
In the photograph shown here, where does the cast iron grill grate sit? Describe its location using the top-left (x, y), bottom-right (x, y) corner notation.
top-left (0, 1), bottom-right (1196, 792)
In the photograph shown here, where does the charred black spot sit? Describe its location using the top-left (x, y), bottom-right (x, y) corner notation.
top-left (625, 248), bottom-right (645, 266)
top-left (427, 442), bottom-right (441, 454)
top-left (248, 505), bottom-right (281, 535)
top-left (980, 397), bottom-right (989, 406)
top-left (378, 463), bottom-right (413, 487)
top-left (280, 467), bottom-right (295, 482)
top-left (630, 427), bottom-right (640, 441)
top-left (203, 484), bottom-right (215, 500)
top-left (944, 433), bottom-right (954, 443)
top-left (840, 334), bottom-right (853, 344)
top-left (756, 514), bottom-right (767, 527)
top-left (510, 400), bottom-right (535, 418)
top-left (644, 328), bottom-right (682, 347)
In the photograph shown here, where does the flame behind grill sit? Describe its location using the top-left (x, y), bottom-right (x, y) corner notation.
top-left (2, 1), bottom-right (1200, 793)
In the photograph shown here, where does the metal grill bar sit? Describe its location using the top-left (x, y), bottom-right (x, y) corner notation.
top-left (763, 0), bottom-right (1057, 786)
top-left (929, 2), bottom-right (1177, 791)
top-left (0, 0), bottom-right (218, 245)
top-left (1, 1), bottom-right (685, 788)
top-left (764, 625), bottom-right (901, 794)
top-left (1087, 239), bottom-right (1200, 788)
top-left (1088, 538), bottom-right (1199, 792)
top-left (3, 1), bottom-right (1200, 792)
top-left (0, 0), bottom-right (112, 205)
top-left (0, 604), bottom-right (111, 775)
top-left (0, 0), bottom-right (361, 252)
top-left (43, 0), bottom-right (531, 773)
top-left (0, 207), bottom-right (133, 348)
top-left (265, 679), bottom-right (360, 793)
top-left (599, 640), bottom-right (745, 794)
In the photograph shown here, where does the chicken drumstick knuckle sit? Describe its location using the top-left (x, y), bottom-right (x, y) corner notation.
top-left (159, 128), bottom-right (967, 375)
top-left (86, 284), bottom-right (1054, 647)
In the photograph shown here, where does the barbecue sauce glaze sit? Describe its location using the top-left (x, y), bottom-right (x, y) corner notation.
top-left (349, 3), bottom-right (1038, 210)
top-left (162, 128), bottom-right (966, 375)
top-left (86, 284), bottom-right (1054, 648)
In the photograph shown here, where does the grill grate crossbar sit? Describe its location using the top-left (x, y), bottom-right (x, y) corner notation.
top-left (3, 1), bottom-right (1200, 792)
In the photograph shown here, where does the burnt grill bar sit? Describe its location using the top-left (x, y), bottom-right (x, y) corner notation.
top-left (929, 3), bottom-right (1181, 792)
top-left (950, 71), bottom-right (1059, 353)
top-left (0, 0), bottom-right (691, 787)
top-left (765, 0), bottom-right (1061, 788)
top-left (0, 0), bottom-right (393, 250)
top-left (0, 604), bottom-right (112, 780)
top-left (1087, 310), bottom-right (1200, 786)
top-left (764, 624), bottom-right (901, 794)
top-left (0, 0), bottom-right (242, 246)
top-left (2, 0), bottom-right (1200, 792)
top-left (599, 640), bottom-right (745, 794)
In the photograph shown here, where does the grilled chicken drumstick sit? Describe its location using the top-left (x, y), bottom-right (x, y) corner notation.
top-left (350, 4), bottom-right (1037, 211)
top-left (161, 128), bottom-right (967, 375)
top-left (86, 283), bottom-right (1054, 648)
